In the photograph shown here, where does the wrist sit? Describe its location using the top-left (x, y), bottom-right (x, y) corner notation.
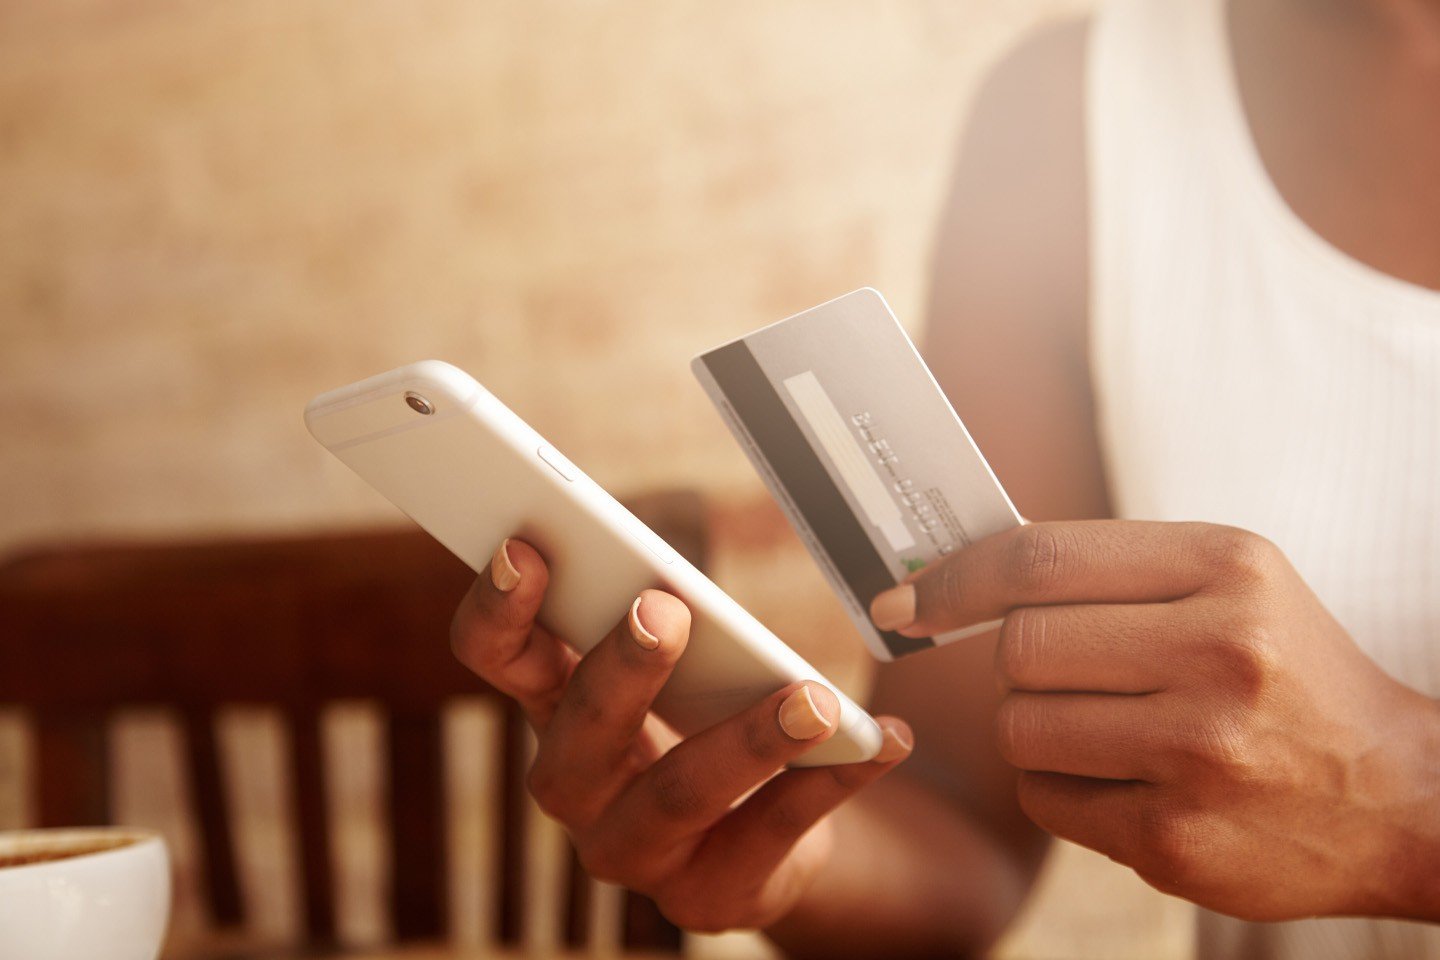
top-left (764, 774), bottom-right (1019, 959)
top-left (1370, 687), bottom-right (1440, 920)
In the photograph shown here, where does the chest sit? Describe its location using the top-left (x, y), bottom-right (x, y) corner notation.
top-left (1099, 261), bottom-right (1440, 681)
top-left (1230, 0), bottom-right (1440, 289)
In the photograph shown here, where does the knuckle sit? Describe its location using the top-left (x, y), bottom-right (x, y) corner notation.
top-left (820, 759), bottom-right (871, 792)
top-left (649, 762), bottom-right (706, 822)
top-left (526, 759), bottom-right (570, 821)
top-left (741, 710), bottom-right (785, 765)
top-left (577, 838), bottom-right (629, 887)
top-left (1012, 771), bottom-right (1056, 828)
top-left (936, 554), bottom-right (969, 614)
top-left (1178, 713), bottom-right (1257, 781)
top-left (997, 608), bottom-right (1046, 688)
top-left (659, 897), bottom-right (736, 935)
top-left (1138, 802), bottom-right (1209, 888)
top-left (449, 598), bottom-right (527, 677)
top-left (449, 608), bottom-right (491, 673)
top-left (757, 798), bottom-right (811, 840)
top-left (658, 883), bottom-right (767, 936)
top-left (993, 697), bottom-right (1036, 767)
top-left (1202, 526), bottom-right (1280, 583)
top-left (563, 669), bottom-right (610, 728)
top-left (616, 738), bottom-right (653, 782)
top-left (1009, 525), bottom-right (1069, 593)
top-left (1212, 618), bottom-right (1281, 701)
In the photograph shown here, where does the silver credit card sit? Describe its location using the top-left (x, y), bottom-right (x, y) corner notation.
top-left (692, 288), bottom-right (1022, 661)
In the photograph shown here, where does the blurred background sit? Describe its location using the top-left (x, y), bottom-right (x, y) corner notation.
top-left (0, 2), bottom-right (1193, 958)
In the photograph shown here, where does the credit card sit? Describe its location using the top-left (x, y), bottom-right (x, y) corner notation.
top-left (692, 288), bottom-right (1022, 660)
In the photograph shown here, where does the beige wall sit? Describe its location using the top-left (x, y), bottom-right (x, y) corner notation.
top-left (0, 0), bottom-right (1094, 550)
top-left (0, 2), bottom-right (1196, 958)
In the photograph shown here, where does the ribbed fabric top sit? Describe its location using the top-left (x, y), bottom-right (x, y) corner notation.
top-left (1087, 0), bottom-right (1440, 956)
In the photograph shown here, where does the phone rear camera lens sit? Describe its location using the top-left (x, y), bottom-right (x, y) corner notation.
top-left (404, 392), bottom-right (435, 415)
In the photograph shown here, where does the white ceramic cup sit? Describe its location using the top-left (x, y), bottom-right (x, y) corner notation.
top-left (0, 827), bottom-right (170, 960)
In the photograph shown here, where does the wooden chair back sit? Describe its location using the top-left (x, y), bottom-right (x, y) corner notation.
top-left (0, 490), bottom-right (705, 954)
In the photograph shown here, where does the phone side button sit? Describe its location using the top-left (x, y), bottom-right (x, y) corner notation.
top-left (644, 534), bottom-right (678, 565)
top-left (536, 444), bottom-right (578, 482)
top-left (621, 513), bottom-right (677, 564)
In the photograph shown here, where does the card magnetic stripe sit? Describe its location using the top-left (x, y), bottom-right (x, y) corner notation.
top-left (700, 341), bottom-right (935, 658)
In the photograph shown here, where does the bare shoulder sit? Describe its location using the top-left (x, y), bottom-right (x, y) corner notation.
top-left (925, 15), bottom-right (1104, 524)
top-left (939, 17), bottom-right (1089, 255)
top-left (868, 18), bottom-right (1099, 860)
top-left (952, 16), bottom-right (1089, 202)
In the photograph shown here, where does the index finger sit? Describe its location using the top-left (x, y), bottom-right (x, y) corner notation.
top-left (870, 520), bottom-right (1228, 638)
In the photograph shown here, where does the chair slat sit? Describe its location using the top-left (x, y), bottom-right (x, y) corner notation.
top-left (3, 491), bottom-right (703, 955)
top-left (182, 707), bottom-right (244, 927)
top-left (565, 845), bottom-right (591, 949)
top-left (323, 701), bottom-right (390, 948)
top-left (34, 711), bottom-right (107, 827)
top-left (388, 708), bottom-right (445, 940)
top-left (588, 878), bottom-right (625, 953)
top-left (290, 704), bottom-right (336, 942)
top-left (498, 705), bottom-right (530, 945)
top-left (441, 698), bottom-right (503, 948)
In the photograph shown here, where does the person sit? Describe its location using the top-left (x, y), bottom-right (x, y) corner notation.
top-left (449, 0), bottom-right (1440, 955)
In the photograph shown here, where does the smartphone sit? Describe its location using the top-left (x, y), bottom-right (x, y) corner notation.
top-left (305, 360), bottom-right (882, 766)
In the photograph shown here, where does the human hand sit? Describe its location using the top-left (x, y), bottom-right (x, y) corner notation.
top-left (870, 520), bottom-right (1440, 921)
top-left (451, 538), bottom-right (915, 932)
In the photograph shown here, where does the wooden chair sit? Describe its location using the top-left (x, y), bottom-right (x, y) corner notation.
top-left (0, 490), bottom-right (707, 955)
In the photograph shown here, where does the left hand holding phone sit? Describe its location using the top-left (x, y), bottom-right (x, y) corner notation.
top-left (451, 537), bottom-right (915, 933)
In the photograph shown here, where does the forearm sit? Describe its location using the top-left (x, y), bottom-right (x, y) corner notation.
top-left (764, 770), bottom-right (1046, 959)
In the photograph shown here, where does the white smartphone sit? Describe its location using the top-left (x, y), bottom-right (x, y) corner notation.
top-left (305, 360), bottom-right (882, 766)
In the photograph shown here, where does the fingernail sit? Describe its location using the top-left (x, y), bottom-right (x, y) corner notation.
top-left (779, 685), bottom-right (833, 741)
top-left (875, 725), bottom-right (914, 763)
top-left (628, 595), bottom-right (660, 650)
top-left (490, 539), bottom-right (521, 593)
top-left (870, 584), bottom-right (916, 632)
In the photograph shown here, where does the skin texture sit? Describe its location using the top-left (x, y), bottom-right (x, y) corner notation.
top-left (872, 520), bottom-right (1440, 920)
top-left (450, 0), bottom-right (1440, 954)
top-left (1230, 0), bottom-right (1440, 289)
top-left (449, 540), bottom-right (916, 935)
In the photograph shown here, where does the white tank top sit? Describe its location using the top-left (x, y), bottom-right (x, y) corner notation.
top-left (1087, 0), bottom-right (1440, 956)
